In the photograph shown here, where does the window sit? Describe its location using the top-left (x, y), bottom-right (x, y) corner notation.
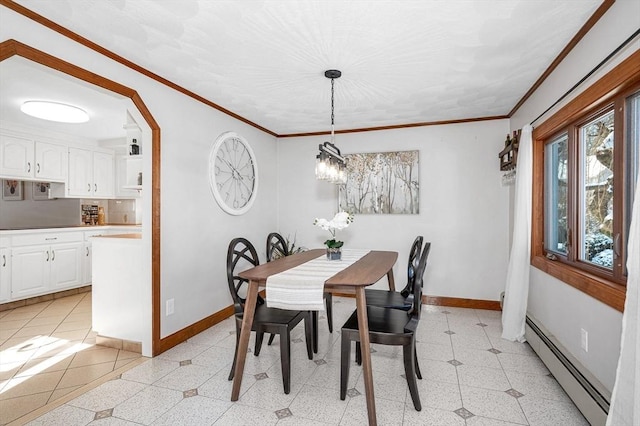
top-left (532, 52), bottom-right (640, 312)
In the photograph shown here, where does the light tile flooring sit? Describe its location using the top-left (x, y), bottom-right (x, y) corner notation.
top-left (0, 292), bottom-right (142, 425)
top-left (11, 297), bottom-right (589, 425)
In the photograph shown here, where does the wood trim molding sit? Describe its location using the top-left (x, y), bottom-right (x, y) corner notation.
top-left (158, 305), bottom-right (235, 354)
top-left (278, 115), bottom-right (509, 138)
top-left (423, 295), bottom-right (502, 311)
top-left (532, 257), bottom-right (625, 312)
top-left (509, 0), bottom-right (616, 117)
top-left (0, 39), bottom-right (164, 355)
top-left (530, 49), bottom-right (640, 313)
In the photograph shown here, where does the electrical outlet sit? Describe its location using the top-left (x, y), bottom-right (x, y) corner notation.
top-left (581, 328), bottom-right (588, 352)
top-left (166, 299), bottom-right (175, 316)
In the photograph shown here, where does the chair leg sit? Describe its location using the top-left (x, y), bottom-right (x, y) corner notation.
top-left (325, 292), bottom-right (333, 333)
top-left (254, 330), bottom-right (265, 356)
top-left (340, 332), bottom-right (351, 400)
top-left (228, 321), bottom-right (241, 381)
top-left (268, 334), bottom-right (276, 345)
top-left (355, 341), bottom-right (362, 366)
top-left (280, 331), bottom-right (291, 394)
top-left (304, 313), bottom-right (313, 360)
top-left (414, 345), bottom-right (422, 380)
top-left (312, 311), bottom-right (319, 353)
top-left (403, 341), bottom-right (422, 411)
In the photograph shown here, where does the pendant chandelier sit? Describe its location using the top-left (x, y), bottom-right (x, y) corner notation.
top-left (315, 69), bottom-right (347, 184)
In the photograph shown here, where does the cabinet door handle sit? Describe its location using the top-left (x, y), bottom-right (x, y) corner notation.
top-left (2, 254), bottom-right (5, 267)
top-left (45, 237), bottom-right (57, 241)
top-left (51, 250), bottom-right (55, 261)
top-left (27, 162), bottom-right (31, 173)
top-left (86, 247), bottom-right (89, 256)
top-left (94, 184), bottom-right (98, 192)
top-left (88, 183), bottom-right (91, 192)
top-left (37, 163), bottom-right (41, 174)
top-left (46, 250), bottom-right (49, 262)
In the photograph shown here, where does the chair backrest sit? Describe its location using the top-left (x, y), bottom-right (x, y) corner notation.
top-left (266, 232), bottom-right (289, 262)
top-left (227, 237), bottom-right (261, 314)
top-left (400, 236), bottom-right (423, 298)
top-left (406, 242), bottom-right (431, 327)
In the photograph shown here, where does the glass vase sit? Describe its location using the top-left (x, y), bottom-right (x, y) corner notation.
top-left (326, 247), bottom-right (342, 260)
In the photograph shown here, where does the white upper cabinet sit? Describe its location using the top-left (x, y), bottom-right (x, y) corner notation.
top-left (92, 151), bottom-right (114, 197)
top-left (67, 147), bottom-right (93, 196)
top-left (35, 141), bottom-right (68, 181)
top-left (0, 134), bottom-right (67, 182)
top-left (67, 147), bottom-right (114, 198)
top-left (0, 134), bottom-right (34, 178)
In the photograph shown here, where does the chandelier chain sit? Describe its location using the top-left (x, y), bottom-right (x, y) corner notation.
top-left (331, 77), bottom-right (335, 127)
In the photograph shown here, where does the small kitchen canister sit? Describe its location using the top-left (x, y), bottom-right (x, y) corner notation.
top-left (97, 207), bottom-right (105, 225)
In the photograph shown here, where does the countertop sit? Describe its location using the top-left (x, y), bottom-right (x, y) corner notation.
top-left (0, 224), bottom-right (141, 235)
top-left (92, 233), bottom-right (142, 239)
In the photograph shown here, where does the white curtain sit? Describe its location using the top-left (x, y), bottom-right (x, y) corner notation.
top-left (501, 124), bottom-right (533, 342)
top-left (606, 172), bottom-right (640, 426)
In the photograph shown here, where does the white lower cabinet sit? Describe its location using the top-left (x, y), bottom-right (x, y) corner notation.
top-left (83, 242), bottom-right (92, 285)
top-left (49, 242), bottom-right (83, 291)
top-left (1, 227), bottom-right (140, 304)
top-left (10, 232), bottom-right (83, 301)
top-left (11, 242), bottom-right (82, 299)
top-left (0, 248), bottom-right (10, 303)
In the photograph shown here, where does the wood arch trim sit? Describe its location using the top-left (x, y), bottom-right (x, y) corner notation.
top-left (0, 39), bottom-right (163, 355)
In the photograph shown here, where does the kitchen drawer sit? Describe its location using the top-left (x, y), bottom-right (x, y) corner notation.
top-left (12, 232), bottom-right (83, 247)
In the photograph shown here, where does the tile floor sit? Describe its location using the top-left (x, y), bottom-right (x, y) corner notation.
top-left (14, 296), bottom-right (590, 425)
top-left (0, 292), bottom-right (142, 425)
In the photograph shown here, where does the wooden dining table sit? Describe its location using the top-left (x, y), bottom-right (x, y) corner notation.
top-left (232, 249), bottom-right (397, 426)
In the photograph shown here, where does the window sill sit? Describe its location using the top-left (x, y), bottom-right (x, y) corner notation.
top-left (531, 255), bottom-right (626, 312)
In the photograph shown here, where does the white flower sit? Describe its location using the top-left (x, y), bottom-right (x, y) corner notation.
top-left (313, 212), bottom-right (354, 245)
top-left (313, 218), bottom-right (331, 231)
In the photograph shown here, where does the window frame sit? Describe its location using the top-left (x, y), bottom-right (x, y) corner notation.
top-left (532, 51), bottom-right (640, 312)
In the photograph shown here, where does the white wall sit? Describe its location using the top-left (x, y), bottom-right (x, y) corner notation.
top-left (0, 9), bottom-right (279, 340)
top-left (510, 0), bottom-right (640, 391)
top-left (277, 120), bottom-right (511, 301)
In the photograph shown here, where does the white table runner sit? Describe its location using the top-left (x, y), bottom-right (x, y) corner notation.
top-left (266, 249), bottom-right (371, 311)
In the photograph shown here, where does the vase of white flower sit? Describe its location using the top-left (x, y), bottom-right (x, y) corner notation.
top-left (313, 211), bottom-right (354, 260)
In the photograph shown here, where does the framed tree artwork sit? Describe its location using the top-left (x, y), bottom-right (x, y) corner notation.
top-left (338, 150), bottom-right (419, 214)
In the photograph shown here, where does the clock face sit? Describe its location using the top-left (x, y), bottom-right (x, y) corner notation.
top-left (208, 132), bottom-right (258, 215)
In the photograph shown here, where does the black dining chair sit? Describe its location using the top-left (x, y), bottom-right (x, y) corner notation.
top-left (364, 235), bottom-right (423, 311)
top-left (266, 232), bottom-right (334, 335)
top-left (226, 237), bottom-right (313, 394)
top-left (339, 242), bottom-right (431, 411)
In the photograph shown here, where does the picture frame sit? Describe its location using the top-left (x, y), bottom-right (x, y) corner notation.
top-left (32, 182), bottom-right (51, 201)
top-left (338, 150), bottom-right (419, 215)
top-left (2, 179), bottom-right (23, 201)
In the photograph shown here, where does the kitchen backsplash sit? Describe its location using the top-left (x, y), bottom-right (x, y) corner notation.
top-left (0, 181), bottom-right (141, 229)
top-left (107, 199), bottom-right (141, 224)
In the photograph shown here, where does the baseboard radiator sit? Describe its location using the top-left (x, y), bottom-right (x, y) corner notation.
top-left (525, 315), bottom-right (611, 426)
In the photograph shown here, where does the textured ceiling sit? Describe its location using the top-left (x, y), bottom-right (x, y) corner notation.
top-left (7, 0), bottom-right (603, 137)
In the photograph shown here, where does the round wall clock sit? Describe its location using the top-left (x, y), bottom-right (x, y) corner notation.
top-left (208, 131), bottom-right (258, 215)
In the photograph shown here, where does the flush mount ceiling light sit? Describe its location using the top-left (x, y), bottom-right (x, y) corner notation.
top-left (315, 69), bottom-right (347, 185)
top-left (20, 100), bottom-right (90, 123)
